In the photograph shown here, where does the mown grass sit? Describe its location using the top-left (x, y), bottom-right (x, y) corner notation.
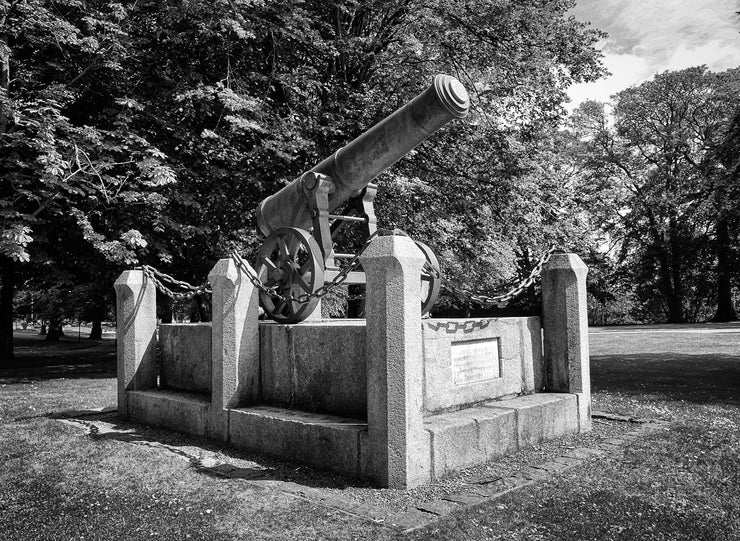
top-left (1, 326), bottom-right (739, 540)
top-left (411, 326), bottom-right (740, 540)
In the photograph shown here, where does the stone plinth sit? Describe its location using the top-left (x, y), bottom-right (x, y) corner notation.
top-left (361, 234), bottom-right (428, 488)
top-left (229, 406), bottom-right (367, 478)
top-left (114, 270), bottom-right (157, 419)
top-left (128, 390), bottom-right (210, 437)
top-left (422, 317), bottom-right (543, 413)
top-left (160, 323), bottom-right (212, 395)
top-left (424, 393), bottom-right (579, 480)
top-left (260, 320), bottom-right (366, 417)
top-left (115, 249), bottom-right (592, 486)
top-left (208, 257), bottom-right (260, 440)
top-left (542, 253), bottom-right (591, 432)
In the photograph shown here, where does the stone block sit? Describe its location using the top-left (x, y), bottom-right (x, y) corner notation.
top-left (229, 406), bottom-right (367, 478)
top-left (542, 253), bottom-right (590, 395)
top-left (114, 270), bottom-right (158, 419)
top-left (259, 320), bottom-right (366, 417)
top-left (361, 234), bottom-right (427, 488)
top-left (575, 392), bottom-right (592, 432)
top-left (208, 257), bottom-right (260, 442)
top-left (486, 393), bottom-right (578, 448)
top-left (422, 317), bottom-right (542, 413)
top-left (424, 406), bottom-right (517, 479)
top-left (128, 389), bottom-right (210, 437)
top-left (522, 316), bottom-right (545, 393)
top-left (159, 323), bottom-right (212, 395)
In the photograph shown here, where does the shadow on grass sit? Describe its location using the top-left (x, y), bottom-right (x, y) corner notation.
top-left (0, 334), bottom-right (116, 381)
top-left (61, 412), bottom-right (369, 491)
top-left (591, 353), bottom-right (740, 405)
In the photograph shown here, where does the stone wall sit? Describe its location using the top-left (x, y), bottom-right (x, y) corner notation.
top-left (159, 323), bottom-right (212, 395)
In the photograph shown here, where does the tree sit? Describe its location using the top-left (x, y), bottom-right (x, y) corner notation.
top-left (120, 0), bottom-right (606, 313)
top-left (0, 0), bottom-right (174, 359)
top-left (1, 0), bottom-right (606, 360)
top-left (572, 67), bottom-right (740, 323)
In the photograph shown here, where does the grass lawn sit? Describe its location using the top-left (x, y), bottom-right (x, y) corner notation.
top-left (1, 325), bottom-right (739, 540)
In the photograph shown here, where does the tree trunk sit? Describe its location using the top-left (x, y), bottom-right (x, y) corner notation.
top-left (88, 318), bottom-right (103, 339)
top-left (45, 318), bottom-right (64, 341)
top-left (159, 295), bottom-right (173, 323)
top-left (712, 217), bottom-right (737, 322)
top-left (0, 260), bottom-right (15, 362)
top-left (657, 248), bottom-right (683, 324)
top-left (346, 285), bottom-right (365, 318)
top-left (189, 295), bottom-right (210, 322)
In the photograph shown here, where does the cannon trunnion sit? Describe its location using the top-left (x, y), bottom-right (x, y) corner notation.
top-left (255, 75), bottom-right (469, 323)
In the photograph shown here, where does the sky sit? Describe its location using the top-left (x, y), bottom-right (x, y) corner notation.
top-left (566, 0), bottom-right (740, 110)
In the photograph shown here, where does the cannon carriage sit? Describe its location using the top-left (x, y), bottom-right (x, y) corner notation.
top-left (254, 74), bottom-right (470, 323)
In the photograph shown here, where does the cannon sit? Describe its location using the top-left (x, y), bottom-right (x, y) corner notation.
top-left (255, 74), bottom-right (470, 323)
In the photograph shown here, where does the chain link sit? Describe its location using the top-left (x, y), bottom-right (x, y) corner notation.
top-left (140, 265), bottom-right (211, 302)
top-left (441, 247), bottom-right (557, 308)
top-left (139, 240), bottom-right (557, 309)
top-left (229, 230), bottom-right (383, 305)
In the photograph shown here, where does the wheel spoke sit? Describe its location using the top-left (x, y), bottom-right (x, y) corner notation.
top-left (277, 237), bottom-right (291, 260)
top-left (295, 273), bottom-right (312, 293)
top-left (274, 299), bottom-right (288, 316)
top-left (286, 236), bottom-right (300, 262)
top-left (257, 227), bottom-right (324, 323)
top-left (299, 259), bottom-right (313, 275)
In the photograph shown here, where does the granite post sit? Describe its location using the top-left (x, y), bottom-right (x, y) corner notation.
top-left (114, 270), bottom-right (157, 419)
top-left (360, 235), bottom-right (429, 488)
top-left (208, 257), bottom-right (260, 440)
top-left (541, 252), bottom-right (591, 431)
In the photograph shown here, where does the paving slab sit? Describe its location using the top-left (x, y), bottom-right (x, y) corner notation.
top-left (417, 499), bottom-right (462, 516)
top-left (385, 509), bottom-right (436, 531)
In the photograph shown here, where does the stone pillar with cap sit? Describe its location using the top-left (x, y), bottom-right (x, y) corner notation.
top-left (208, 257), bottom-right (260, 439)
top-left (541, 252), bottom-right (591, 431)
top-left (360, 234), bottom-right (430, 488)
top-left (114, 269), bottom-right (157, 419)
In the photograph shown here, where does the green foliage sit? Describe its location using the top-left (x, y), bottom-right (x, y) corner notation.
top-left (1, 0), bottom-right (607, 340)
top-left (572, 67), bottom-right (740, 323)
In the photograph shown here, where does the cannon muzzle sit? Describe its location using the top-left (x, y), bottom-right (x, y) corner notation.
top-left (256, 74), bottom-right (469, 235)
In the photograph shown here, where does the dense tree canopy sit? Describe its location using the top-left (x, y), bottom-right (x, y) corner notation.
top-left (2, 0), bottom-right (609, 361)
top-left (572, 67), bottom-right (740, 323)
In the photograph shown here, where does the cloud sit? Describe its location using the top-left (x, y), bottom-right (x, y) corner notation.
top-left (567, 52), bottom-right (650, 110)
top-left (665, 40), bottom-right (740, 72)
top-left (566, 0), bottom-right (740, 109)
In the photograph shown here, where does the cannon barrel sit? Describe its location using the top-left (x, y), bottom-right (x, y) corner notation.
top-left (256, 74), bottom-right (470, 236)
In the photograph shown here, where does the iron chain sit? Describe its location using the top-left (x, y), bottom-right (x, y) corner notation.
top-left (229, 231), bottom-right (382, 305)
top-left (140, 265), bottom-right (211, 302)
top-left (139, 241), bottom-right (556, 309)
top-left (441, 247), bottom-right (557, 308)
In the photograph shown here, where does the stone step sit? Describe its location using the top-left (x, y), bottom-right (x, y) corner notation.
top-left (229, 406), bottom-right (368, 478)
top-left (424, 393), bottom-right (580, 480)
top-left (128, 389), bottom-right (211, 437)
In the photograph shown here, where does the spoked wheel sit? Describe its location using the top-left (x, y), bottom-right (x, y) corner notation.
top-left (416, 241), bottom-right (441, 317)
top-left (256, 227), bottom-right (324, 323)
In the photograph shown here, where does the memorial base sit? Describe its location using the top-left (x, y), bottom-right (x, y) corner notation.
top-left (124, 317), bottom-right (588, 483)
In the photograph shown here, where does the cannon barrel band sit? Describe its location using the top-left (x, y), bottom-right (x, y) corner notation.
top-left (256, 74), bottom-right (469, 236)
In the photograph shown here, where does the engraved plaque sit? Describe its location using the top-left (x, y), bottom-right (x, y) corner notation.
top-left (451, 338), bottom-right (500, 385)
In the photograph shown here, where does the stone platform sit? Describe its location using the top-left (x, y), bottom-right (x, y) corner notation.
top-left (122, 384), bottom-right (585, 482)
top-left (116, 237), bottom-right (591, 488)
